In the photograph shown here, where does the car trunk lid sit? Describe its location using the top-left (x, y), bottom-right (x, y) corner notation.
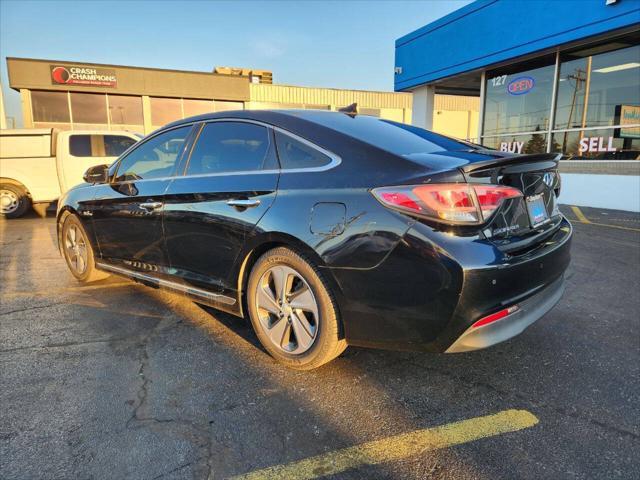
top-left (462, 152), bottom-right (563, 252)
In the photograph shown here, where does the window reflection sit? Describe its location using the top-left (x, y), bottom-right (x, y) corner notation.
top-left (552, 128), bottom-right (640, 160)
top-left (183, 99), bottom-right (214, 117)
top-left (108, 95), bottom-right (143, 126)
top-left (31, 91), bottom-right (70, 123)
top-left (555, 45), bottom-right (640, 129)
top-left (484, 57), bottom-right (555, 136)
top-left (150, 97), bottom-right (182, 126)
top-left (482, 130), bottom-right (549, 154)
top-left (70, 93), bottom-right (108, 124)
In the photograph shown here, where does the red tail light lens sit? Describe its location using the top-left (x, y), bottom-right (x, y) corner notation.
top-left (472, 305), bottom-right (520, 328)
top-left (372, 183), bottom-right (522, 225)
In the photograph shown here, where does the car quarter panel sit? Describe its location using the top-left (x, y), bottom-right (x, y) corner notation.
top-left (331, 216), bottom-right (572, 351)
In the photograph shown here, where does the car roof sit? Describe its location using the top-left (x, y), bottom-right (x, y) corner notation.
top-left (161, 108), bottom-right (351, 130)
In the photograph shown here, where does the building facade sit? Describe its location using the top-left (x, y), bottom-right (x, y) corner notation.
top-left (394, 0), bottom-right (640, 210)
top-left (5, 58), bottom-right (411, 135)
top-left (5, 57), bottom-right (481, 140)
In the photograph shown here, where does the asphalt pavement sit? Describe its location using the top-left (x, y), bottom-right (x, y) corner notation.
top-left (1, 205), bottom-right (638, 479)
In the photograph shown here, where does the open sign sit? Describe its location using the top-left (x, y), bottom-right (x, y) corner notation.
top-left (508, 76), bottom-right (535, 96)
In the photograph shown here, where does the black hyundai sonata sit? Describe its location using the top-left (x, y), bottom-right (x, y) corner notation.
top-left (57, 110), bottom-right (571, 369)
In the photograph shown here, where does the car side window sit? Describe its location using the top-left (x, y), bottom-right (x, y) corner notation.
top-left (186, 122), bottom-right (276, 175)
top-left (274, 131), bottom-right (331, 169)
top-left (69, 134), bottom-right (137, 157)
top-left (114, 126), bottom-right (191, 182)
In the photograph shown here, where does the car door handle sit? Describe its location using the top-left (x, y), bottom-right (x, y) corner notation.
top-left (139, 202), bottom-right (162, 210)
top-left (226, 199), bottom-right (261, 208)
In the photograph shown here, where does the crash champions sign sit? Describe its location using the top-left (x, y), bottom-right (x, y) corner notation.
top-left (50, 65), bottom-right (117, 87)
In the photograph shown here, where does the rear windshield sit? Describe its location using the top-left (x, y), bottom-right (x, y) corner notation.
top-left (296, 113), bottom-right (477, 156)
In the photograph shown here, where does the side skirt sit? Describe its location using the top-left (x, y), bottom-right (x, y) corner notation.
top-left (95, 262), bottom-right (242, 317)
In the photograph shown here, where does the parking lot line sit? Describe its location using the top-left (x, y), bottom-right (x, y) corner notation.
top-left (570, 206), bottom-right (591, 224)
top-left (230, 409), bottom-right (539, 480)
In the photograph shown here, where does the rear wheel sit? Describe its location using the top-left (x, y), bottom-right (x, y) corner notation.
top-left (247, 247), bottom-right (347, 370)
top-left (61, 214), bottom-right (109, 282)
top-left (0, 183), bottom-right (31, 219)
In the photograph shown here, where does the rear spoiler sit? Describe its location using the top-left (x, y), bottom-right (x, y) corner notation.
top-left (460, 152), bottom-right (562, 173)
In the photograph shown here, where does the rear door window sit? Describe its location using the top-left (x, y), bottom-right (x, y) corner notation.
top-left (274, 131), bottom-right (332, 169)
top-left (69, 134), bottom-right (137, 157)
top-left (185, 122), bottom-right (276, 175)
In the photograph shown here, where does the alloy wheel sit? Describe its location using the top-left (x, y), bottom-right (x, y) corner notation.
top-left (64, 224), bottom-right (88, 275)
top-left (255, 265), bottom-right (319, 355)
top-left (0, 189), bottom-right (19, 215)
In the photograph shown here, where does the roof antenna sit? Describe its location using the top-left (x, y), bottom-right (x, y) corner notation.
top-left (339, 103), bottom-right (358, 117)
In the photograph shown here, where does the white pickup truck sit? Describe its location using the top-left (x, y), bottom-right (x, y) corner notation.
top-left (0, 128), bottom-right (140, 218)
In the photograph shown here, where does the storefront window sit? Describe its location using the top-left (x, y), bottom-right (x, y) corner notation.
top-left (108, 95), bottom-right (143, 126)
top-left (150, 97), bottom-right (182, 126)
top-left (555, 44), bottom-right (640, 130)
top-left (183, 99), bottom-right (214, 117)
top-left (552, 128), bottom-right (640, 160)
top-left (481, 130), bottom-right (549, 155)
top-left (31, 91), bottom-right (70, 123)
top-left (483, 55), bottom-right (556, 136)
top-left (214, 100), bottom-right (244, 112)
top-left (70, 92), bottom-right (107, 124)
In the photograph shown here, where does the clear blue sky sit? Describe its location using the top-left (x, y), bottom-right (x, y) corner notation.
top-left (0, 0), bottom-right (470, 127)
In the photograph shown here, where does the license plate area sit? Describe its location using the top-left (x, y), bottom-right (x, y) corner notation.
top-left (526, 194), bottom-right (549, 227)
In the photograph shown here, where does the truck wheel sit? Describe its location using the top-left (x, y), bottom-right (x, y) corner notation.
top-left (0, 184), bottom-right (31, 219)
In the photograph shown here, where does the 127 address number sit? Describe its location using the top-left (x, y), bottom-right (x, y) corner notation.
top-left (490, 75), bottom-right (507, 87)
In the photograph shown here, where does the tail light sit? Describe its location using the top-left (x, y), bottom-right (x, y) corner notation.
top-left (372, 183), bottom-right (523, 225)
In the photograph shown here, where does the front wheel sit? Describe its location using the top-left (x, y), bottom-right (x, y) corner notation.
top-left (247, 247), bottom-right (347, 370)
top-left (61, 214), bottom-right (109, 282)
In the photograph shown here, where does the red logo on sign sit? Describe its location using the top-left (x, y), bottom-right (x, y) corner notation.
top-left (51, 66), bottom-right (71, 84)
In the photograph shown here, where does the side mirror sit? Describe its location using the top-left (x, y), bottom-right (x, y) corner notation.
top-left (83, 164), bottom-right (110, 184)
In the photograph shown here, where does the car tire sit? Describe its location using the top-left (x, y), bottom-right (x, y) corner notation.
top-left (0, 183), bottom-right (31, 219)
top-left (247, 247), bottom-right (347, 370)
top-left (61, 214), bottom-right (109, 282)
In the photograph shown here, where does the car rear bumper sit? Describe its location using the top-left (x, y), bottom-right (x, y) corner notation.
top-left (330, 216), bottom-right (572, 352)
top-left (445, 274), bottom-right (565, 353)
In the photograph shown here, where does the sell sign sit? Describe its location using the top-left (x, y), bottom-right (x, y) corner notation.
top-left (50, 65), bottom-right (117, 87)
top-left (578, 136), bottom-right (617, 154)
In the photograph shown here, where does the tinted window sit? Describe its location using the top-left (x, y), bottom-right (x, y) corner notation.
top-left (69, 135), bottom-right (92, 157)
top-left (115, 126), bottom-right (191, 182)
top-left (69, 135), bottom-right (136, 157)
top-left (104, 135), bottom-right (136, 156)
top-left (186, 122), bottom-right (274, 175)
top-left (150, 97), bottom-right (182, 126)
top-left (70, 93), bottom-right (107, 124)
top-left (31, 91), bottom-right (70, 123)
top-left (289, 112), bottom-right (472, 155)
top-left (275, 131), bottom-right (331, 169)
top-left (108, 95), bottom-right (144, 126)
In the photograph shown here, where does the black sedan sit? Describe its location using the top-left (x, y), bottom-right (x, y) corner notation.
top-left (57, 110), bottom-right (572, 370)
